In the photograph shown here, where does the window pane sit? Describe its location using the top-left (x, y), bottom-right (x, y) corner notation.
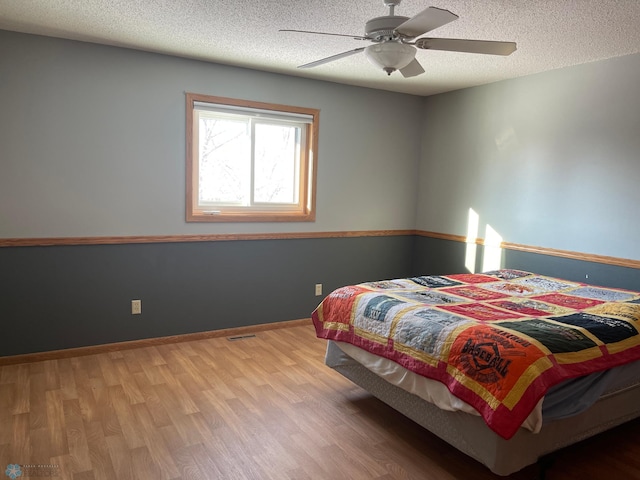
top-left (198, 115), bottom-right (250, 205)
top-left (254, 123), bottom-right (298, 204)
top-left (187, 92), bottom-right (317, 222)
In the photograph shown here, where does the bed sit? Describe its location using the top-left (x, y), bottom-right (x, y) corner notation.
top-left (311, 270), bottom-right (640, 476)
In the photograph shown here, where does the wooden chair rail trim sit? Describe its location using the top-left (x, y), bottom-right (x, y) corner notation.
top-left (415, 230), bottom-right (640, 270)
top-left (1, 230), bottom-right (637, 363)
top-left (1, 229), bottom-right (636, 267)
top-left (0, 318), bottom-right (311, 366)
top-left (0, 230), bottom-right (417, 247)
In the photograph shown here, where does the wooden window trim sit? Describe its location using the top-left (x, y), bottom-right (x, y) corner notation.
top-left (186, 93), bottom-right (319, 223)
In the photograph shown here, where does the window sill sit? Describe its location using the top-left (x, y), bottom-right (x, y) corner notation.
top-left (187, 211), bottom-right (316, 223)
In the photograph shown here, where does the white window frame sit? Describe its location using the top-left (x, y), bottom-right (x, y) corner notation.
top-left (186, 93), bottom-right (319, 222)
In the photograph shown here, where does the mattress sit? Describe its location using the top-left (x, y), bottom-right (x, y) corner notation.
top-left (312, 269), bottom-right (640, 439)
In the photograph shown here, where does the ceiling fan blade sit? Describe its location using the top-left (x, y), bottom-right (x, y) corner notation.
top-left (400, 59), bottom-right (425, 78)
top-left (298, 48), bottom-right (366, 69)
top-left (396, 7), bottom-right (458, 38)
top-left (416, 38), bottom-right (517, 56)
top-left (279, 29), bottom-right (368, 41)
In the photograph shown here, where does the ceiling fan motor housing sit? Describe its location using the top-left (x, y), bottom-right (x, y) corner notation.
top-left (365, 16), bottom-right (409, 42)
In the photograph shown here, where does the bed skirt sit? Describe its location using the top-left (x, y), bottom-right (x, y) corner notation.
top-left (326, 340), bottom-right (640, 476)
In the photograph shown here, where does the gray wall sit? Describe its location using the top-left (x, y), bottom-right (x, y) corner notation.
top-left (0, 235), bottom-right (415, 356)
top-left (0, 30), bottom-right (422, 356)
top-left (416, 53), bottom-right (640, 261)
top-left (2, 29), bottom-right (639, 356)
top-left (0, 30), bottom-right (423, 238)
top-left (413, 236), bottom-right (640, 293)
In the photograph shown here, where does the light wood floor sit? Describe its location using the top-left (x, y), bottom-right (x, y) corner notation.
top-left (1, 323), bottom-right (640, 480)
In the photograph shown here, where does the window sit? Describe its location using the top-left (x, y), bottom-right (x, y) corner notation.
top-left (186, 93), bottom-right (319, 222)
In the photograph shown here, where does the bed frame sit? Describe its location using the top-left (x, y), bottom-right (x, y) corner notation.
top-left (326, 340), bottom-right (640, 476)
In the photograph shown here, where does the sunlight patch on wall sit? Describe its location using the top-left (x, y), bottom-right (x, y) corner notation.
top-left (482, 224), bottom-right (504, 272)
top-left (465, 208), bottom-right (479, 273)
top-left (465, 208), bottom-right (504, 273)
top-left (495, 126), bottom-right (519, 152)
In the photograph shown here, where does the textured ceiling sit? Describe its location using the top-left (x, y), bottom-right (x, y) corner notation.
top-left (1, 0), bottom-right (640, 96)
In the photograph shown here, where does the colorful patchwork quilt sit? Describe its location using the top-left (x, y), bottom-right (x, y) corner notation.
top-left (311, 270), bottom-right (640, 439)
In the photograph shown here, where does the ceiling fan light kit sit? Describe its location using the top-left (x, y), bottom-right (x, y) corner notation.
top-left (365, 42), bottom-right (416, 75)
top-left (281, 0), bottom-right (516, 78)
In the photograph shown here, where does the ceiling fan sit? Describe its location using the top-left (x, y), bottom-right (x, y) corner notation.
top-left (281, 0), bottom-right (517, 78)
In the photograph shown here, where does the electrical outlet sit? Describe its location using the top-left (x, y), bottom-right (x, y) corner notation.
top-left (315, 283), bottom-right (323, 296)
top-left (131, 299), bottom-right (142, 315)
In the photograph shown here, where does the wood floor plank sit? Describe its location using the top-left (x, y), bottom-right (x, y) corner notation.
top-left (72, 470), bottom-right (97, 480)
top-left (200, 429), bottom-right (253, 480)
top-left (190, 357), bottom-right (237, 401)
top-left (11, 412), bottom-right (30, 462)
top-left (121, 349), bottom-right (145, 375)
top-left (50, 453), bottom-right (75, 480)
top-left (58, 358), bottom-right (79, 401)
top-left (273, 432), bottom-right (334, 479)
top-left (0, 382), bottom-right (13, 412)
top-left (112, 357), bottom-right (145, 405)
top-left (0, 363), bottom-right (18, 383)
top-left (130, 445), bottom-right (163, 480)
top-left (29, 426), bottom-right (52, 469)
top-left (134, 380), bottom-right (173, 429)
top-left (44, 359), bottom-right (61, 391)
top-left (0, 443), bottom-right (9, 478)
top-left (2, 324), bottom-right (640, 479)
top-left (63, 398), bottom-right (93, 473)
top-left (46, 389), bottom-right (68, 457)
top-left (28, 372), bottom-right (46, 429)
top-left (105, 434), bottom-right (134, 480)
top-left (198, 430), bottom-right (264, 480)
top-left (156, 364), bottom-right (200, 415)
top-left (182, 443), bottom-right (227, 480)
top-left (164, 348), bottom-right (206, 390)
top-left (11, 364), bottom-right (30, 414)
top-left (155, 344), bottom-right (185, 376)
top-left (72, 358), bottom-right (99, 424)
top-left (138, 363), bottom-right (167, 387)
top-left (83, 420), bottom-right (118, 480)
top-left (142, 346), bottom-right (168, 367)
top-left (108, 385), bottom-right (146, 450)
top-left (91, 384), bottom-right (123, 437)
top-left (83, 355), bottom-right (105, 381)
top-left (96, 353), bottom-right (122, 387)
top-left (131, 402), bottom-right (181, 479)
top-left (153, 384), bottom-right (204, 448)
top-left (166, 444), bottom-right (208, 480)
